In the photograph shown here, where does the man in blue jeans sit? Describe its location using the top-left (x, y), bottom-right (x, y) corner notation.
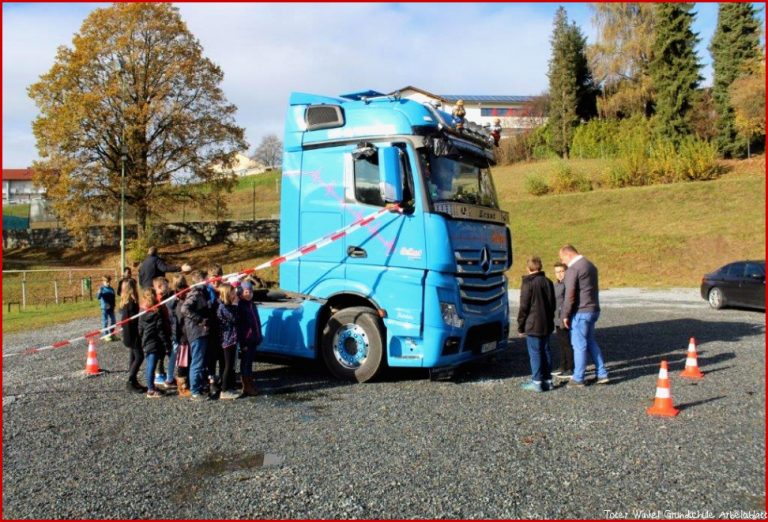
top-left (180, 270), bottom-right (211, 401)
top-left (558, 245), bottom-right (609, 387)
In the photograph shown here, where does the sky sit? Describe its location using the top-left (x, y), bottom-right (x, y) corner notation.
top-left (2, 2), bottom-right (761, 168)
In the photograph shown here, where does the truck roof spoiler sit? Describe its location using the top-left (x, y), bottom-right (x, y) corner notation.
top-left (339, 90), bottom-right (387, 101)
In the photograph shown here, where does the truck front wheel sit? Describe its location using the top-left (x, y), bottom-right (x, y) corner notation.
top-left (321, 307), bottom-right (384, 382)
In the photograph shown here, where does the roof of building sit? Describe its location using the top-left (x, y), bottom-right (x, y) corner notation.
top-left (2, 168), bottom-right (35, 181)
top-left (392, 86), bottom-right (533, 105)
top-left (440, 94), bottom-right (533, 104)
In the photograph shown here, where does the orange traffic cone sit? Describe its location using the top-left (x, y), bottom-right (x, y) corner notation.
top-left (680, 337), bottom-right (704, 379)
top-left (84, 338), bottom-right (102, 376)
top-left (647, 360), bottom-right (679, 417)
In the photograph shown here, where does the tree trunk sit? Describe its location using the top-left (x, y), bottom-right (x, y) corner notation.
top-left (136, 204), bottom-right (149, 239)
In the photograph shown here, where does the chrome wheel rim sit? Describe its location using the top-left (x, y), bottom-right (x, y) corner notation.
top-left (332, 323), bottom-right (369, 369)
top-left (709, 288), bottom-right (722, 308)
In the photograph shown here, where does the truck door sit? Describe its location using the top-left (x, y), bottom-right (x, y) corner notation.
top-left (296, 146), bottom-right (347, 295)
top-left (343, 142), bottom-right (427, 321)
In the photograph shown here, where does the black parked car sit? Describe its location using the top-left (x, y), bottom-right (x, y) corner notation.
top-left (700, 260), bottom-right (765, 310)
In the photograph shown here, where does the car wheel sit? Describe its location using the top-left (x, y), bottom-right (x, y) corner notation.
top-left (708, 287), bottom-right (726, 310)
top-left (321, 307), bottom-right (384, 382)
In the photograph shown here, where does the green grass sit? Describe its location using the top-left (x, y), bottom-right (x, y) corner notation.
top-left (497, 157), bottom-right (765, 288)
top-left (2, 300), bottom-right (100, 334)
top-left (3, 204), bottom-right (30, 219)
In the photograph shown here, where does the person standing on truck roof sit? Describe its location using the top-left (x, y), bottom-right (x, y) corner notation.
top-left (180, 270), bottom-right (212, 401)
top-left (138, 246), bottom-right (191, 290)
top-left (490, 117), bottom-right (502, 147)
top-left (552, 262), bottom-right (574, 379)
top-left (559, 245), bottom-right (609, 387)
top-left (517, 256), bottom-right (556, 392)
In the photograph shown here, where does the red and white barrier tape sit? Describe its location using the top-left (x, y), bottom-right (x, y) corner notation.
top-left (6, 204), bottom-right (400, 358)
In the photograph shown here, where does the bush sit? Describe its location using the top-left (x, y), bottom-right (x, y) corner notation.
top-left (524, 174), bottom-right (550, 196)
top-left (550, 162), bottom-right (593, 193)
top-left (675, 137), bottom-right (722, 181)
top-left (127, 228), bottom-right (158, 267)
top-left (495, 125), bottom-right (557, 165)
top-left (649, 140), bottom-right (679, 184)
top-left (571, 120), bottom-right (620, 159)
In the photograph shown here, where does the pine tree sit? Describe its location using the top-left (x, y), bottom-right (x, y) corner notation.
top-left (709, 3), bottom-right (761, 157)
top-left (547, 7), bottom-right (595, 158)
top-left (650, 3), bottom-right (701, 142)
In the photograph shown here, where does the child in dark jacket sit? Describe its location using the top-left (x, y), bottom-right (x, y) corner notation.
top-left (517, 256), bottom-right (556, 393)
top-left (119, 279), bottom-right (144, 393)
top-left (237, 281), bottom-right (263, 397)
top-left (97, 275), bottom-right (117, 341)
top-left (138, 288), bottom-right (171, 398)
top-left (216, 283), bottom-right (240, 400)
top-left (170, 275), bottom-right (191, 397)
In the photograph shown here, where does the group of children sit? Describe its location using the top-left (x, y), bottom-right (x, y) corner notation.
top-left (98, 265), bottom-right (264, 400)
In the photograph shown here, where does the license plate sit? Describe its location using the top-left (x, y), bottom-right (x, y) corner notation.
top-left (481, 341), bottom-right (496, 353)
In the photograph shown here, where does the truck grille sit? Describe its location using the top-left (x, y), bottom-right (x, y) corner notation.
top-left (455, 249), bottom-right (507, 314)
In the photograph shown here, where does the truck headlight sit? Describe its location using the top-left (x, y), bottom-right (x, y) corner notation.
top-left (440, 302), bottom-right (464, 328)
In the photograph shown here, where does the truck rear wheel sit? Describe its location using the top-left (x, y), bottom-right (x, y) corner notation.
top-left (321, 306), bottom-right (384, 382)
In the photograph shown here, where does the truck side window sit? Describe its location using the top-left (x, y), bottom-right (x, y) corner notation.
top-left (354, 156), bottom-right (384, 207)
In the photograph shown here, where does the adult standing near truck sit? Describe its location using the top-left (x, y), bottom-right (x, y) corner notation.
top-left (517, 256), bottom-right (556, 392)
top-left (138, 246), bottom-right (191, 290)
top-left (559, 245), bottom-right (609, 387)
top-left (552, 262), bottom-right (574, 378)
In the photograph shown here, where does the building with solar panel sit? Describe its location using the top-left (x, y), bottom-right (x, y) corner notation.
top-left (392, 86), bottom-right (546, 139)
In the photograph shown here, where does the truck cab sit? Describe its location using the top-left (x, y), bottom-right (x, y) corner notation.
top-left (258, 90), bottom-right (512, 382)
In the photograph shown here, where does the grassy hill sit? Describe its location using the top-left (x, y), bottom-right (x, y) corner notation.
top-left (4, 156), bottom-right (764, 289)
top-left (495, 156), bottom-right (765, 287)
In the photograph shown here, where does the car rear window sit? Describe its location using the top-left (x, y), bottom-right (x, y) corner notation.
top-left (723, 263), bottom-right (743, 277)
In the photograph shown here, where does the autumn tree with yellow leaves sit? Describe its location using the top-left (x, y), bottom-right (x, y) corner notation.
top-left (28, 3), bottom-right (247, 242)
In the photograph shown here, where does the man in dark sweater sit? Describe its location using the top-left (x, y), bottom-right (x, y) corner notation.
top-left (138, 246), bottom-right (191, 290)
top-left (559, 245), bottom-right (608, 386)
top-left (517, 256), bottom-right (556, 392)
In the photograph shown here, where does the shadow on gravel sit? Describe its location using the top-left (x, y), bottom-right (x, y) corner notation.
top-left (676, 395), bottom-right (726, 411)
top-left (597, 318), bottom-right (761, 383)
top-left (243, 318), bottom-right (761, 389)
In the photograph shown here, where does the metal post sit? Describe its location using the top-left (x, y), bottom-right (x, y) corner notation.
top-left (54, 280), bottom-right (59, 304)
top-left (252, 179), bottom-right (256, 221)
top-left (120, 146), bottom-right (127, 274)
top-left (21, 278), bottom-right (27, 310)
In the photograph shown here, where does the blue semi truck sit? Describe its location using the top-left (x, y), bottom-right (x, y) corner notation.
top-left (255, 90), bottom-right (512, 382)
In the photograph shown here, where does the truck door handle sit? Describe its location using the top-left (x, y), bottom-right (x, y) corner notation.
top-left (347, 246), bottom-right (367, 258)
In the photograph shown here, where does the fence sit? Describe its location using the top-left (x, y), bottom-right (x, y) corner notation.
top-left (4, 174), bottom-right (282, 230)
top-left (2, 268), bottom-right (118, 311)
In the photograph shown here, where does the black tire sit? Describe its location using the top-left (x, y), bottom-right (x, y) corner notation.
top-left (321, 306), bottom-right (384, 382)
top-left (708, 287), bottom-right (726, 310)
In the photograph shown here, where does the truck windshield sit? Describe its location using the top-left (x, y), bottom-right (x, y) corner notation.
top-left (420, 151), bottom-right (500, 209)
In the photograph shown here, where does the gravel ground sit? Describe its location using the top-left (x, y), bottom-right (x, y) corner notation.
top-left (3, 289), bottom-right (765, 519)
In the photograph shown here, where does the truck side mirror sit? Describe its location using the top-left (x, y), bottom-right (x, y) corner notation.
top-left (378, 146), bottom-right (403, 204)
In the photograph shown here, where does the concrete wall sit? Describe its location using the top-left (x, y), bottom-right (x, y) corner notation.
top-left (2, 219), bottom-right (280, 250)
